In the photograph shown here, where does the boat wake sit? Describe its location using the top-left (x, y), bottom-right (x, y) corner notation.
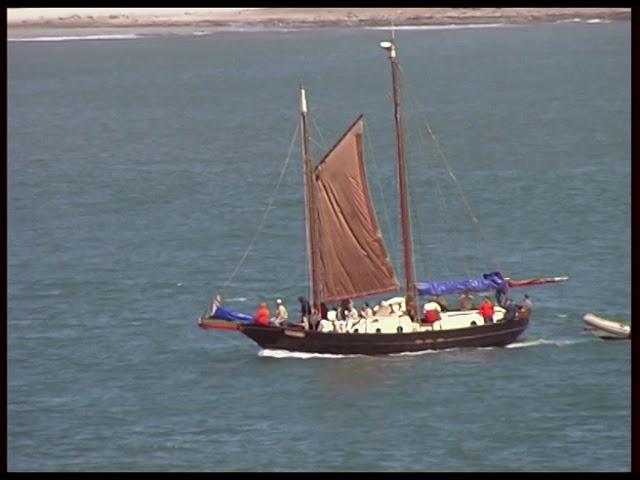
top-left (260, 347), bottom-right (475, 359)
top-left (505, 338), bottom-right (588, 349)
top-left (259, 340), bottom-right (586, 358)
top-left (259, 349), bottom-right (361, 359)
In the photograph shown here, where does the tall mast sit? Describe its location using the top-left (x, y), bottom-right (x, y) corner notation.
top-left (380, 41), bottom-right (417, 307)
top-left (300, 85), bottom-right (321, 308)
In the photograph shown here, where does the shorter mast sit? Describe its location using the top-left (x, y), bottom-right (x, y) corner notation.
top-left (300, 86), bottom-right (321, 308)
top-left (380, 40), bottom-right (417, 315)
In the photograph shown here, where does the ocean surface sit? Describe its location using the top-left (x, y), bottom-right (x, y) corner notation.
top-left (8, 22), bottom-right (630, 472)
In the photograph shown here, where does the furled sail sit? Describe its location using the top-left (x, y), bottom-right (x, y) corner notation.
top-left (416, 272), bottom-right (569, 296)
top-left (314, 116), bottom-right (400, 302)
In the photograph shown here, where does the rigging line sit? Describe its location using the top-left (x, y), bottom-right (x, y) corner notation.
top-left (363, 121), bottom-right (398, 264)
top-left (407, 92), bottom-right (487, 275)
top-left (310, 113), bottom-right (329, 151)
top-left (412, 106), bottom-right (472, 279)
top-left (402, 78), bottom-right (451, 278)
top-left (420, 114), bottom-right (502, 273)
top-left (399, 71), bottom-right (459, 280)
top-left (309, 136), bottom-right (326, 152)
top-left (397, 64), bottom-right (503, 274)
top-left (397, 65), bottom-right (479, 225)
top-left (400, 118), bottom-right (423, 272)
top-left (221, 120), bottom-right (301, 292)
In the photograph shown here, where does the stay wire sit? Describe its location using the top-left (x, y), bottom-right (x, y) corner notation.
top-left (220, 120), bottom-right (301, 296)
top-left (397, 63), bottom-right (504, 275)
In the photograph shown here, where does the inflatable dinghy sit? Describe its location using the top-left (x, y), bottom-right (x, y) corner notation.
top-left (583, 313), bottom-right (630, 340)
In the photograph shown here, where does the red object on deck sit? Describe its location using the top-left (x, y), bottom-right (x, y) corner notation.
top-left (198, 318), bottom-right (240, 331)
top-left (424, 309), bottom-right (440, 324)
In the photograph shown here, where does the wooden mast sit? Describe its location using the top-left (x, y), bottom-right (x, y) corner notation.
top-left (300, 85), bottom-right (321, 308)
top-left (380, 41), bottom-right (417, 316)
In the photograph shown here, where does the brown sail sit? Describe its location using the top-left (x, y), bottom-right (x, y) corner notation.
top-left (314, 115), bottom-right (399, 303)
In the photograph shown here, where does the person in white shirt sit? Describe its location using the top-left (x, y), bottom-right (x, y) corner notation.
top-left (272, 298), bottom-right (289, 326)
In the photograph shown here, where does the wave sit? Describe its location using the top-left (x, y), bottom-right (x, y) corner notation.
top-left (259, 349), bottom-right (359, 359)
top-left (555, 18), bottom-right (610, 24)
top-left (556, 18), bottom-right (583, 23)
top-left (8, 33), bottom-right (142, 42)
top-left (259, 337), bottom-right (588, 358)
top-left (505, 338), bottom-right (587, 349)
top-left (260, 346), bottom-right (462, 359)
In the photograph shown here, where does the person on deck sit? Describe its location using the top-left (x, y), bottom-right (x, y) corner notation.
top-left (310, 305), bottom-right (321, 331)
top-left (504, 298), bottom-right (518, 322)
top-left (422, 298), bottom-right (442, 325)
top-left (360, 302), bottom-right (374, 318)
top-left (522, 294), bottom-right (533, 312)
top-left (209, 294), bottom-right (222, 317)
top-left (495, 287), bottom-right (508, 308)
top-left (406, 294), bottom-right (418, 320)
top-left (298, 296), bottom-right (312, 330)
top-left (338, 299), bottom-right (352, 321)
top-left (319, 302), bottom-right (328, 320)
top-left (254, 303), bottom-right (271, 326)
top-left (273, 298), bottom-right (288, 326)
top-left (342, 300), bottom-right (360, 331)
top-left (434, 295), bottom-right (448, 312)
top-left (459, 292), bottom-right (475, 310)
top-left (345, 300), bottom-right (359, 320)
top-left (479, 297), bottom-right (495, 324)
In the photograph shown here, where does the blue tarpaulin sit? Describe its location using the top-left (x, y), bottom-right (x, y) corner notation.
top-left (416, 272), bottom-right (508, 297)
top-left (211, 305), bottom-right (254, 323)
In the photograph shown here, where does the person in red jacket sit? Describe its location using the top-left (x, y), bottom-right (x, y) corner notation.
top-left (422, 298), bottom-right (442, 325)
top-left (479, 297), bottom-right (495, 324)
top-left (254, 302), bottom-right (271, 326)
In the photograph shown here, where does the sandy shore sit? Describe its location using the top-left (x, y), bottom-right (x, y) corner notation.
top-left (7, 8), bottom-right (631, 32)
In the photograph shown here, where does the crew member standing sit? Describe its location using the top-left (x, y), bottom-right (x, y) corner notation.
top-left (254, 302), bottom-right (271, 326)
top-left (479, 297), bottom-right (495, 324)
top-left (298, 296), bottom-right (312, 329)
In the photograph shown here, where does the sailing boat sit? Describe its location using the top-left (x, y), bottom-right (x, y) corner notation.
top-left (198, 40), bottom-right (567, 355)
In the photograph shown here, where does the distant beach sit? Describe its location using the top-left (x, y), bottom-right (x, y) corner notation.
top-left (7, 8), bottom-right (631, 38)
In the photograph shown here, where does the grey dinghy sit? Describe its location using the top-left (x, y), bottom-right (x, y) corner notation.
top-left (583, 313), bottom-right (631, 340)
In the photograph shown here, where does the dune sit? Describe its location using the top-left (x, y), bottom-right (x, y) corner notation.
top-left (8, 8), bottom-right (630, 31)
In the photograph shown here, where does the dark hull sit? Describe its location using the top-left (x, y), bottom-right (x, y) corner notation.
top-left (238, 317), bottom-right (529, 355)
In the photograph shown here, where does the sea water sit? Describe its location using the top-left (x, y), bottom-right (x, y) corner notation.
top-left (8, 22), bottom-right (630, 471)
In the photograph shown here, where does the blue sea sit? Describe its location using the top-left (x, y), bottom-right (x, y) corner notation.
top-left (8, 21), bottom-right (630, 471)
